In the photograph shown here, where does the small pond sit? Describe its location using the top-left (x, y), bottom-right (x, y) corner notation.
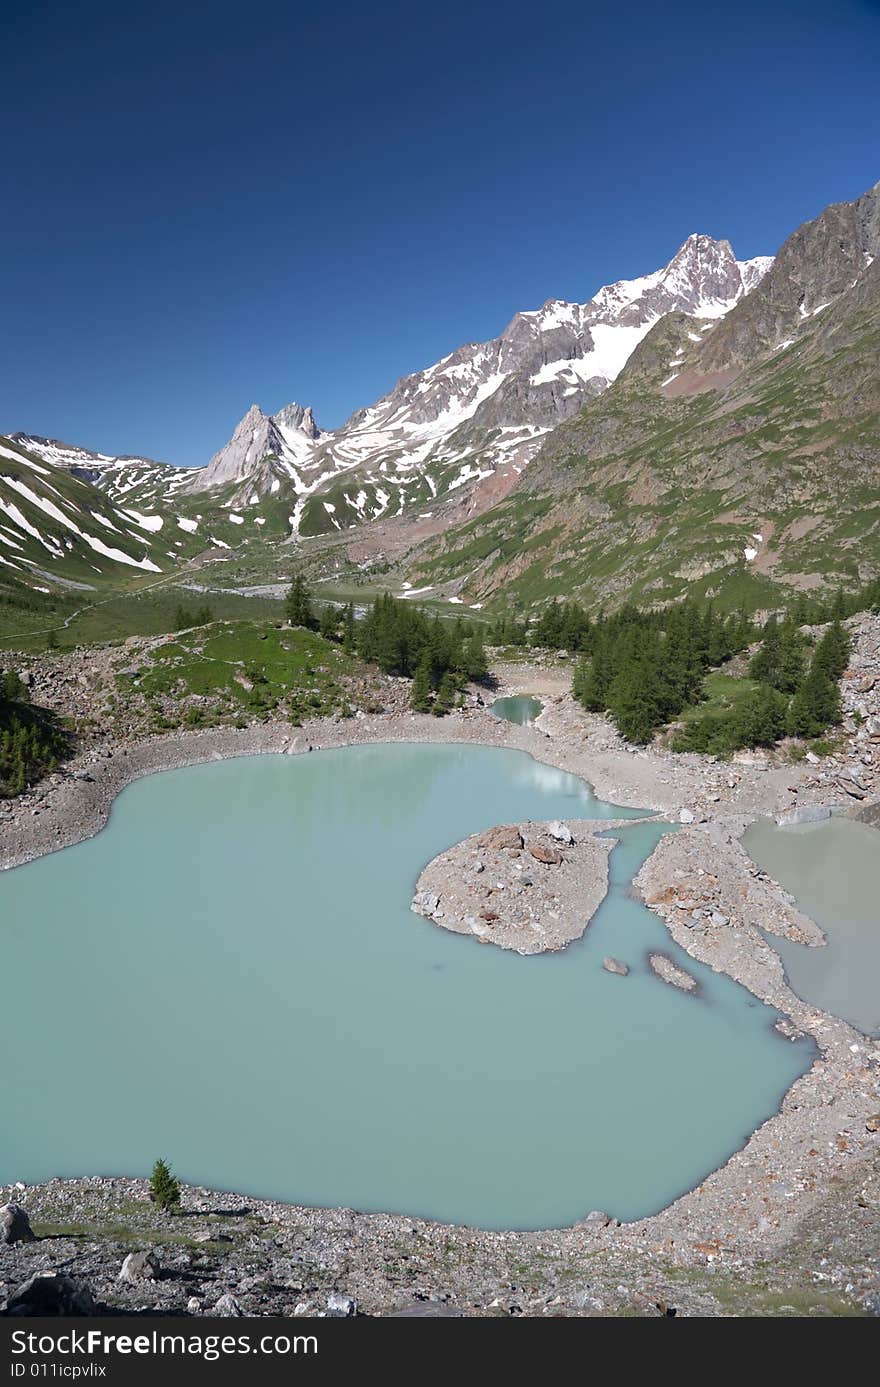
top-left (491, 694), bottom-right (543, 725)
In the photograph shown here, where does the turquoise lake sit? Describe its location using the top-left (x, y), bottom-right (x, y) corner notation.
top-left (0, 744), bottom-right (812, 1230)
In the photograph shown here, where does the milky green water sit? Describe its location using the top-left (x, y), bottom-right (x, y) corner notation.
top-left (744, 816), bottom-right (880, 1036)
top-left (491, 694), bottom-right (543, 725)
top-left (0, 744), bottom-right (811, 1230)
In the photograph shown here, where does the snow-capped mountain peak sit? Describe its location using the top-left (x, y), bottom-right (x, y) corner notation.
top-left (184, 232), bottom-right (774, 530)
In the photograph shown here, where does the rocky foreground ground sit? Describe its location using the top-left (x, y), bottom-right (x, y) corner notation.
top-left (1, 615), bottom-right (879, 1316)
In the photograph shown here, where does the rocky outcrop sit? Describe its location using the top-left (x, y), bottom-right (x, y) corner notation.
top-left (693, 180), bottom-right (880, 375)
top-left (186, 402), bottom-right (322, 495)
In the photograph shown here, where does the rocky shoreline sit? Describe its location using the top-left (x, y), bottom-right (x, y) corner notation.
top-left (1, 676), bottom-right (879, 1316)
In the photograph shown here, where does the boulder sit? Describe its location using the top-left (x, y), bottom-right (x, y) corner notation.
top-left (214, 1293), bottom-right (242, 1316)
top-left (119, 1250), bottom-right (160, 1284)
top-left (326, 1292), bottom-right (357, 1317)
top-left (0, 1202), bottom-right (34, 1245)
top-left (840, 781), bottom-right (867, 800)
top-left (866, 1114), bottom-right (880, 1133)
top-left (412, 891), bottom-right (440, 916)
top-left (529, 842), bottom-right (562, 865)
top-left (678, 808), bottom-right (695, 824)
top-left (479, 825), bottom-right (523, 851)
top-left (547, 820), bottom-right (574, 844)
top-left (602, 957), bottom-right (629, 976)
top-left (2, 1272), bottom-right (96, 1316)
top-left (775, 805), bottom-right (831, 827)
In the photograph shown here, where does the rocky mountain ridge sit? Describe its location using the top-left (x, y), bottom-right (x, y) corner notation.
top-left (182, 235), bottom-right (771, 534)
top-left (6, 234), bottom-right (773, 556)
top-left (407, 181), bottom-right (880, 609)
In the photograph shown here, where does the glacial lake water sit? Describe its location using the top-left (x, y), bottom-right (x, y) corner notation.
top-left (491, 694), bottom-right (543, 725)
top-left (744, 816), bottom-right (880, 1036)
top-left (0, 744), bottom-right (812, 1230)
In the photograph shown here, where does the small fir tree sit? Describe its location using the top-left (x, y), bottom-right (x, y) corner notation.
top-left (787, 666), bottom-right (841, 738)
top-left (410, 656), bottom-right (433, 713)
top-left (812, 619), bottom-right (850, 682)
top-left (319, 604), bottom-right (340, 641)
top-left (776, 625), bottom-right (805, 694)
top-left (285, 574), bottom-right (313, 629)
top-left (433, 670), bottom-right (458, 716)
top-left (149, 1157), bottom-right (181, 1213)
top-left (748, 617), bottom-right (782, 687)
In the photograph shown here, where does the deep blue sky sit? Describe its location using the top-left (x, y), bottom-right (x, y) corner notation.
top-left (2, 0), bottom-right (878, 466)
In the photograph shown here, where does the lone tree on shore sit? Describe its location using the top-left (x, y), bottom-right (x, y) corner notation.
top-left (149, 1157), bottom-right (181, 1213)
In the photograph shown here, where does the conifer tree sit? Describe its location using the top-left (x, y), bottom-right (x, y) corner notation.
top-left (813, 619), bottom-right (850, 682)
top-left (748, 616), bottom-right (783, 686)
top-left (285, 574), bottom-right (313, 629)
top-left (342, 602), bottom-right (356, 652)
top-left (460, 630), bottom-right (489, 681)
top-left (787, 665), bottom-right (841, 738)
top-left (605, 666), bottom-right (662, 745)
top-left (777, 625), bottom-right (805, 694)
top-left (733, 683), bottom-right (788, 747)
top-left (572, 652), bottom-right (589, 704)
top-left (149, 1157), bottom-right (181, 1213)
top-left (319, 604), bottom-right (340, 641)
top-left (433, 670), bottom-right (457, 716)
top-left (578, 642), bottom-right (612, 712)
top-left (410, 656), bottom-right (433, 713)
